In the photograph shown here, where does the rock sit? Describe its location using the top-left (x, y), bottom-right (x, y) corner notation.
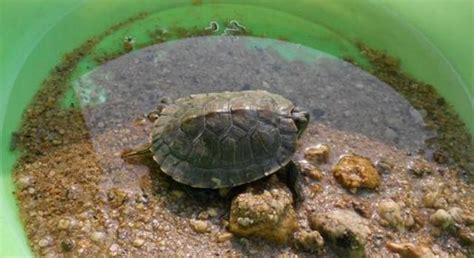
top-left (429, 209), bottom-right (453, 229)
top-left (216, 232), bottom-right (233, 243)
top-left (228, 177), bottom-right (297, 243)
top-left (457, 227), bottom-right (474, 246)
top-left (462, 212), bottom-right (474, 226)
top-left (60, 239), bottom-right (74, 252)
top-left (309, 209), bottom-right (370, 258)
top-left (422, 192), bottom-right (447, 209)
top-left (299, 160), bottom-right (323, 180)
top-left (38, 237), bottom-right (51, 248)
top-left (132, 238), bottom-right (145, 247)
top-left (407, 158), bottom-right (433, 177)
top-left (207, 208), bottom-right (218, 217)
top-left (91, 231), bottom-right (106, 242)
top-left (386, 242), bottom-right (436, 258)
top-left (16, 176), bottom-right (32, 190)
top-left (377, 199), bottom-right (404, 231)
top-left (375, 159), bottom-right (394, 174)
top-left (448, 207), bottom-right (464, 224)
top-left (190, 219), bottom-right (209, 233)
top-left (352, 200), bottom-right (372, 218)
top-left (332, 154), bottom-right (381, 192)
top-left (107, 188), bottom-right (128, 208)
top-left (57, 218), bottom-right (70, 230)
top-left (304, 144), bottom-right (330, 164)
top-left (294, 230), bottom-right (324, 253)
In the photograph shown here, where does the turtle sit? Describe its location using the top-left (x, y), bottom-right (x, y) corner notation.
top-left (122, 90), bottom-right (309, 199)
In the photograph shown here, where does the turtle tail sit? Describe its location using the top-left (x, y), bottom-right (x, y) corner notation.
top-left (121, 143), bottom-right (152, 159)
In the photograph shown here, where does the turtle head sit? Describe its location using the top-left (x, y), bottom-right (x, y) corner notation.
top-left (291, 106), bottom-right (310, 138)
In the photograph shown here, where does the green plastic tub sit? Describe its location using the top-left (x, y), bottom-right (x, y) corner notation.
top-left (1, 1), bottom-right (472, 256)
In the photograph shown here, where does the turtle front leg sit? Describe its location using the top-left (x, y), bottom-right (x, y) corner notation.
top-left (277, 160), bottom-right (305, 206)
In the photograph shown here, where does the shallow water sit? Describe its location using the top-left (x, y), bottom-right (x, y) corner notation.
top-left (73, 36), bottom-right (430, 177)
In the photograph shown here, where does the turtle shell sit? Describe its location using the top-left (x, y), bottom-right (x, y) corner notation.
top-left (150, 90), bottom-right (298, 188)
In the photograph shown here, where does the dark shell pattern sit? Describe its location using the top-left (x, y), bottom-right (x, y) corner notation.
top-left (150, 90), bottom-right (298, 188)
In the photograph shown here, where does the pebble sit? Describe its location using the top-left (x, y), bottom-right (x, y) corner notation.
top-left (27, 187), bottom-right (36, 194)
top-left (429, 209), bottom-right (453, 229)
top-left (448, 207), bottom-right (464, 224)
top-left (407, 158), bottom-right (433, 177)
top-left (304, 144), bottom-right (330, 164)
top-left (457, 227), bottom-right (474, 245)
top-left (91, 231), bottom-right (106, 242)
top-left (377, 199), bottom-right (404, 231)
top-left (332, 154), bottom-right (381, 192)
top-left (294, 230), bottom-right (324, 253)
top-left (375, 159), bottom-right (394, 174)
top-left (352, 200), bottom-right (372, 218)
top-left (16, 176), bottom-right (32, 190)
top-left (386, 242), bottom-right (436, 258)
top-left (38, 238), bottom-right (51, 248)
top-left (216, 232), bottom-right (233, 243)
top-left (228, 179), bottom-right (297, 243)
top-left (309, 209), bottom-right (370, 258)
top-left (170, 190), bottom-right (185, 199)
top-left (109, 243), bottom-right (120, 253)
top-left (58, 218), bottom-right (70, 230)
top-left (207, 208), bottom-right (218, 217)
top-left (190, 219), bottom-right (209, 233)
top-left (132, 238), bottom-right (145, 247)
top-left (299, 160), bottom-right (323, 180)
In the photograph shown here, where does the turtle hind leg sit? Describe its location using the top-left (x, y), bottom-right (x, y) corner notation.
top-left (277, 160), bottom-right (305, 206)
top-left (121, 143), bottom-right (152, 160)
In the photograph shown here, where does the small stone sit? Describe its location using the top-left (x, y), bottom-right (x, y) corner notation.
top-left (352, 200), bottom-right (372, 218)
top-left (304, 144), bottom-right (330, 164)
top-left (432, 150), bottom-right (448, 164)
top-left (309, 183), bottom-right (322, 194)
top-left (109, 243), bottom-right (120, 253)
top-left (27, 187), bottom-right (36, 194)
top-left (58, 218), bottom-right (70, 230)
top-left (309, 209), bottom-right (370, 258)
top-left (38, 238), bottom-right (51, 248)
top-left (294, 230), bottom-right (324, 253)
top-left (98, 121), bottom-right (105, 128)
top-left (375, 159), bottom-right (394, 174)
top-left (207, 208), bottom-right (218, 217)
top-left (170, 190), bottom-right (184, 199)
top-left (228, 179), bottom-right (297, 243)
top-left (91, 231), bottom-right (106, 242)
top-left (448, 207), bottom-right (464, 224)
top-left (377, 199), bottom-right (404, 231)
top-left (386, 242), bottom-right (436, 258)
top-left (60, 239), bottom-right (74, 252)
top-left (216, 232), bottom-right (233, 242)
top-left (299, 160), bottom-right (323, 180)
top-left (107, 188), bottom-right (128, 208)
top-left (332, 154), bottom-right (381, 192)
top-left (430, 209), bottom-right (453, 229)
top-left (16, 176), bottom-right (32, 190)
top-left (407, 158), bottom-right (433, 177)
top-left (422, 192), bottom-right (439, 208)
top-left (197, 211), bottom-right (209, 220)
top-left (133, 116), bottom-right (147, 126)
top-left (457, 227), bottom-right (474, 245)
top-left (132, 238), bottom-right (145, 247)
top-left (432, 197), bottom-right (448, 210)
top-left (190, 219), bottom-right (209, 233)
